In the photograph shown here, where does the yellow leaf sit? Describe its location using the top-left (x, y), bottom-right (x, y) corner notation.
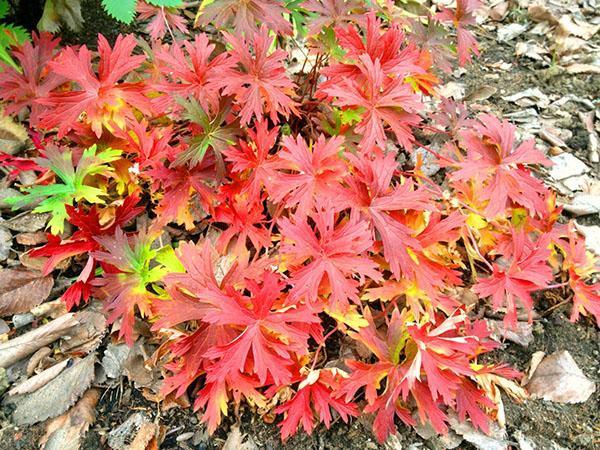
top-left (325, 305), bottom-right (368, 330)
top-left (466, 213), bottom-right (487, 230)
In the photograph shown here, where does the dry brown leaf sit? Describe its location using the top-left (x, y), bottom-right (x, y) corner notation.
top-left (0, 113), bottom-right (28, 155)
top-left (19, 251), bottom-right (71, 272)
top-left (528, 3), bottom-right (557, 24)
top-left (40, 388), bottom-right (100, 450)
top-left (526, 350), bottom-right (596, 403)
top-left (3, 212), bottom-right (51, 232)
top-left (489, 1), bottom-right (509, 21)
top-left (0, 268), bottom-right (54, 316)
top-left (16, 231), bottom-right (48, 246)
top-left (557, 15), bottom-right (600, 40)
top-left (10, 354), bottom-right (96, 425)
top-left (8, 358), bottom-right (71, 396)
top-left (108, 413), bottom-right (151, 450)
top-left (130, 422), bottom-right (164, 450)
top-left (30, 299), bottom-right (68, 320)
top-left (60, 310), bottom-right (107, 356)
top-left (223, 425), bottom-right (258, 450)
top-left (0, 313), bottom-right (78, 368)
top-left (565, 63), bottom-right (600, 74)
top-left (123, 340), bottom-right (161, 392)
top-left (26, 346), bottom-right (53, 376)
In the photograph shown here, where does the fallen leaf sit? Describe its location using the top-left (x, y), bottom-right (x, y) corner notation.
top-left (16, 231), bottom-right (48, 246)
top-left (502, 87), bottom-right (549, 109)
top-left (539, 128), bottom-right (569, 148)
top-left (0, 319), bottom-right (9, 335)
top-left (101, 343), bottom-right (130, 379)
top-left (565, 63), bottom-right (600, 74)
top-left (449, 413), bottom-right (508, 450)
top-left (515, 40), bottom-right (549, 61)
top-left (522, 351), bottom-right (546, 386)
top-left (130, 422), bottom-right (163, 450)
top-left (465, 85), bottom-right (497, 102)
top-left (0, 113), bottom-right (28, 155)
top-left (487, 320), bottom-right (534, 347)
top-left (560, 194), bottom-right (600, 216)
top-left (528, 3), bottom-right (557, 24)
top-left (557, 15), bottom-right (600, 40)
top-left (526, 350), bottom-right (596, 403)
top-left (30, 299), bottom-right (68, 320)
top-left (574, 223), bottom-right (600, 255)
top-left (108, 413), bottom-right (150, 450)
top-left (26, 346), bottom-right (53, 376)
top-left (547, 153), bottom-right (589, 180)
top-left (0, 313), bottom-right (78, 368)
top-left (2, 212), bottom-right (51, 232)
top-left (223, 425), bottom-right (258, 450)
top-left (562, 174), bottom-right (594, 192)
top-left (489, 1), bottom-right (509, 21)
top-left (10, 354), bottom-right (96, 425)
top-left (579, 111), bottom-right (599, 163)
top-left (438, 81), bottom-right (465, 100)
top-left (40, 388), bottom-right (100, 450)
top-left (123, 340), bottom-right (160, 392)
top-left (8, 358), bottom-right (71, 396)
top-left (0, 268), bottom-right (54, 316)
top-left (19, 251), bottom-right (71, 272)
top-left (38, 0), bottom-right (84, 33)
top-left (497, 23), bottom-right (528, 42)
top-left (60, 310), bottom-right (107, 356)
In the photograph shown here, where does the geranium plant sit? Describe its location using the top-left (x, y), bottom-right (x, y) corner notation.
top-left (0, 0), bottom-right (598, 444)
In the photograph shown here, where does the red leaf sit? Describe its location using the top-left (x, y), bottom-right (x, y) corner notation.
top-left (217, 26), bottom-right (297, 125)
top-left (38, 34), bottom-right (150, 137)
top-left (276, 369), bottom-right (358, 441)
top-left (279, 207), bottom-right (380, 312)
top-left (196, 0), bottom-right (292, 37)
top-left (0, 32), bottom-right (64, 126)
top-left (474, 229), bottom-right (553, 327)
top-left (269, 134), bottom-right (347, 218)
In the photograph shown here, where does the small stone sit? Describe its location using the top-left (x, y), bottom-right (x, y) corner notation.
top-left (0, 227), bottom-right (11, 261)
top-left (176, 431), bottom-right (194, 442)
top-left (12, 313), bottom-right (35, 329)
top-left (192, 428), bottom-right (209, 446)
top-left (411, 147), bottom-right (440, 177)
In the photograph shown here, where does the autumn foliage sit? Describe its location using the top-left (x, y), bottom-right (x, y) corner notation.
top-left (0, 0), bottom-right (598, 443)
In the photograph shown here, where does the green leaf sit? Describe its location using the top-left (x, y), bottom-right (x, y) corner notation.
top-left (155, 245), bottom-right (185, 274)
top-left (101, 0), bottom-right (137, 24)
top-left (147, 0), bottom-right (183, 6)
top-left (0, 43), bottom-right (18, 70)
top-left (340, 108), bottom-right (364, 125)
top-left (7, 145), bottom-right (119, 234)
top-left (0, 0), bottom-right (9, 20)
